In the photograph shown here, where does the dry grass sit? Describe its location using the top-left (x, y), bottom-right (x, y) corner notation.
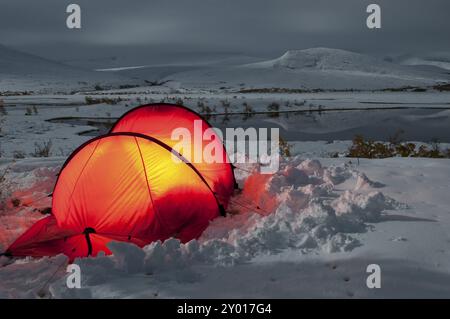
top-left (433, 83), bottom-right (450, 92)
top-left (85, 96), bottom-right (122, 105)
top-left (348, 134), bottom-right (450, 159)
top-left (279, 137), bottom-right (292, 157)
top-left (32, 140), bottom-right (52, 157)
top-left (267, 102), bottom-right (280, 117)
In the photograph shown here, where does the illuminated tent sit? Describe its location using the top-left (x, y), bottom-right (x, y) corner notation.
top-left (5, 133), bottom-right (225, 261)
top-left (111, 103), bottom-right (236, 209)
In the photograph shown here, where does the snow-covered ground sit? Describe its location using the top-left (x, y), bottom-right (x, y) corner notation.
top-left (1, 45), bottom-right (450, 298)
top-left (1, 91), bottom-right (450, 158)
top-left (1, 155), bottom-right (450, 298)
top-left (1, 91), bottom-right (450, 298)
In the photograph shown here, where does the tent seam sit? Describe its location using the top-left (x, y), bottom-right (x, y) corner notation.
top-left (133, 137), bottom-right (168, 234)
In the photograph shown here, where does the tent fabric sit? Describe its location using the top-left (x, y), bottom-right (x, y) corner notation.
top-left (110, 103), bottom-right (235, 209)
top-left (6, 132), bottom-right (223, 260)
top-left (5, 215), bottom-right (148, 262)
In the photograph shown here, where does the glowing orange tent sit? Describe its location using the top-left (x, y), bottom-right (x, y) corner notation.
top-left (5, 132), bottom-right (225, 260)
top-left (111, 103), bottom-right (236, 209)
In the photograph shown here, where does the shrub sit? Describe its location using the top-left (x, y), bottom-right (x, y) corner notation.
top-left (0, 99), bottom-right (6, 115)
top-left (0, 99), bottom-right (5, 136)
top-left (348, 135), bottom-right (449, 159)
top-left (267, 102), bottom-right (280, 117)
top-left (242, 102), bottom-right (254, 114)
top-left (175, 97), bottom-right (184, 106)
top-left (279, 137), bottom-right (292, 157)
top-left (267, 102), bottom-right (280, 112)
top-left (85, 96), bottom-right (122, 105)
top-left (32, 140), bottom-right (52, 157)
top-left (242, 102), bottom-right (254, 120)
top-left (433, 83), bottom-right (450, 92)
top-left (221, 100), bottom-right (231, 108)
top-left (197, 101), bottom-right (212, 114)
top-left (13, 150), bottom-right (26, 159)
top-left (119, 84), bottom-right (139, 89)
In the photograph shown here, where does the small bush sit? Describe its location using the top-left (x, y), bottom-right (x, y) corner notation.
top-left (221, 100), bottom-right (231, 108)
top-left (242, 102), bottom-right (254, 114)
top-left (32, 140), bottom-right (52, 157)
top-left (267, 102), bottom-right (280, 117)
top-left (85, 96), bottom-right (122, 105)
top-left (279, 137), bottom-right (292, 158)
top-left (175, 97), bottom-right (184, 106)
top-left (0, 99), bottom-right (6, 115)
top-left (433, 83), bottom-right (450, 92)
top-left (267, 102), bottom-right (280, 112)
top-left (0, 99), bottom-right (5, 136)
top-left (197, 101), bottom-right (212, 115)
top-left (13, 150), bottom-right (26, 159)
top-left (348, 135), bottom-right (450, 159)
top-left (242, 102), bottom-right (254, 120)
top-left (119, 84), bottom-right (139, 89)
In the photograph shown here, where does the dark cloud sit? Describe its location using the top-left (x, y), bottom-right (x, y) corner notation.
top-left (0, 0), bottom-right (449, 61)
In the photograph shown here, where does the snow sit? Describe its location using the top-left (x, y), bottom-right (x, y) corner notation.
top-left (1, 154), bottom-right (450, 298)
top-left (0, 45), bottom-right (141, 93)
top-left (1, 91), bottom-right (450, 158)
top-left (1, 44), bottom-right (449, 94)
top-left (399, 52), bottom-right (450, 71)
top-left (1, 44), bottom-right (450, 298)
top-left (164, 48), bottom-right (450, 91)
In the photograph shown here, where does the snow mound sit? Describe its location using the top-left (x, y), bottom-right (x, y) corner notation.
top-left (201, 158), bottom-right (402, 258)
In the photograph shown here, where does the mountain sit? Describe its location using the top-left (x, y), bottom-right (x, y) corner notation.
top-left (397, 52), bottom-right (450, 71)
top-left (164, 48), bottom-right (450, 91)
top-left (0, 45), bottom-right (139, 93)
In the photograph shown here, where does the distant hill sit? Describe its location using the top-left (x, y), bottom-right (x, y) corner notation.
top-left (0, 45), bottom-right (139, 93)
top-left (164, 48), bottom-right (450, 91)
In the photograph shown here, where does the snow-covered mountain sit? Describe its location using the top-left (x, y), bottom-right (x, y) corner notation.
top-left (0, 45), bottom-right (139, 93)
top-left (398, 52), bottom-right (450, 71)
top-left (253, 48), bottom-right (397, 72)
top-left (164, 48), bottom-right (450, 91)
top-left (1, 46), bottom-right (449, 93)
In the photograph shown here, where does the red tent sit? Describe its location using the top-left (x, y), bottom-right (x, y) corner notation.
top-left (111, 103), bottom-right (236, 209)
top-left (5, 132), bottom-right (229, 261)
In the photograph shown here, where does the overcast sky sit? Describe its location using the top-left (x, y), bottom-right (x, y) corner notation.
top-left (0, 0), bottom-right (449, 63)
